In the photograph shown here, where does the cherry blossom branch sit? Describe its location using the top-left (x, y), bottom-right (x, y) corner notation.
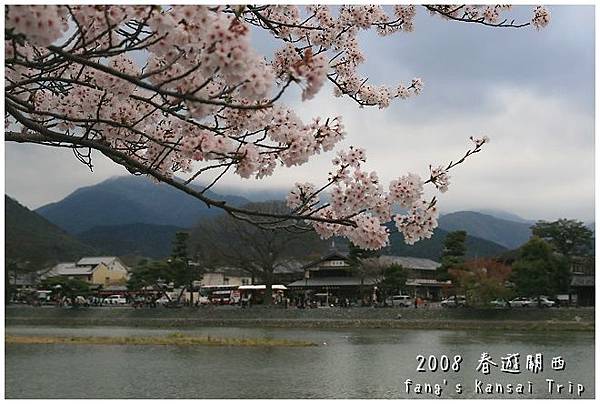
top-left (4, 5), bottom-right (549, 249)
top-left (6, 103), bottom-right (359, 227)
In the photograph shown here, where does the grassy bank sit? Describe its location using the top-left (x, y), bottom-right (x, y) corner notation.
top-left (5, 333), bottom-right (317, 347)
top-left (5, 306), bottom-right (594, 331)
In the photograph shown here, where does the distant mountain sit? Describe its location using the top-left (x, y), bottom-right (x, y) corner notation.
top-left (77, 223), bottom-right (185, 259)
top-left (5, 195), bottom-right (96, 267)
top-left (36, 176), bottom-right (250, 234)
top-left (31, 174), bottom-right (541, 259)
top-left (476, 209), bottom-right (535, 224)
top-left (438, 211), bottom-right (533, 249)
top-left (211, 185), bottom-right (289, 202)
top-left (385, 227), bottom-right (508, 260)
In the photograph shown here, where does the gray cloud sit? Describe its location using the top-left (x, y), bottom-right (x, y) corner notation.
top-left (5, 6), bottom-right (594, 222)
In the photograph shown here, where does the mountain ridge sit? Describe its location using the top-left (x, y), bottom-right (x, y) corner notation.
top-left (77, 222), bottom-right (186, 259)
top-left (36, 176), bottom-right (250, 234)
top-left (438, 210), bottom-right (533, 249)
top-left (385, 226), bottom-right (507, 260)
top-left (8, 189), bottom-right (515, 263)
top-left (5, 195), bottom-right (97, 266)
top-left (29, 176), bottom-right (554, 259)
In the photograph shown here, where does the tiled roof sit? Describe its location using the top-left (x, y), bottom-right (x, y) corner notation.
top-left (377, 256), bottom-right (441, 270)
top-left (571, 275), bottom-right (594, 287)
top-left (48, 263), bottom-right (95, 276)
top-left (77, 257), bottom-right (117, 266)
top-left (273, 260), bottom-right (305, 274)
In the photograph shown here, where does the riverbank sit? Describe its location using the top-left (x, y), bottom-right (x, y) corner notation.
top-left (5, 306), bottom-right (594, 331)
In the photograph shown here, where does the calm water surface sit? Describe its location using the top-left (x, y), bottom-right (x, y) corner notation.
top-left (5, 326), bottom-right (594, 399)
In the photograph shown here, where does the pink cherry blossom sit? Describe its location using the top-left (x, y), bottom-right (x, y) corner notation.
top-left (5, 5), bottom-right (546, 250)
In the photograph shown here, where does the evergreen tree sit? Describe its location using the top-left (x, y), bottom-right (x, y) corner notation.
top-left (532, 218), bottom-right (594, 258)
top-left (511, 237), bottom-right (570, 306)
top-left (379, 264), bottom-right (408, 298)
top-left (438, 230), bottom-right (467, 281)
top-left (170, 231), bottom-right (201, 306)
top-left (348, 242), bottom-right (382, 301)
top-left (171, 231), bottom-right (190, 260)
top-left (127, 233), bottom-right (202, 306)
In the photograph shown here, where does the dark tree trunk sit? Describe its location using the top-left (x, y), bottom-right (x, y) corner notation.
top-left (176, 287), bottom-right (185, 304)
top-left (263, 269), bottom-right (274, 305)
top-left (265, 283), bottom-right (273, 305)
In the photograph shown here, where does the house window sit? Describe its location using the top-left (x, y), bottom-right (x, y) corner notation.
top-left (223, 278), bottom-right (229, 285)
top-left (242, 279), bottom-right (249, 285)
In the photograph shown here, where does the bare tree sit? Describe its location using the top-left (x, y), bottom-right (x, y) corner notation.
top-left (191, 200), bottom-right (328, 304)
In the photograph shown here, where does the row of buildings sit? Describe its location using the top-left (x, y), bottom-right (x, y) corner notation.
top-left (9, 250), bottom-right (595, 305)
top-left (10, 251), bottom-right (449, 301)
top-left (197, 251), bottom-right (450, 302)
top-left (286, 251), bottom-right (449, 301)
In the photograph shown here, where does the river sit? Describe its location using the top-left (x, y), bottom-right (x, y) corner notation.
top-left (5, 326), bottom-right (594, 399)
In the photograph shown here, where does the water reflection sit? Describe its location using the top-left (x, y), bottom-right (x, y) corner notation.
top-left (5, 326), bottom-right (594, 399)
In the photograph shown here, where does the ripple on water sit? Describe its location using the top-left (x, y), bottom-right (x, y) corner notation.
top-left (5, 326), bottom-right (594, 399)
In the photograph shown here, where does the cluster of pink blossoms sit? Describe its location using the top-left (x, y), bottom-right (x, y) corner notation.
top-left (266, 5), bottom-right (427, 108)
top-left (429, 165), bottom-right (451, 193)
top-left (394, 200), bottom-right (440, 245)
top-left (429, 5), bottom-right (550, 27)
top-left (273, 45), bottom-right (329, 101)
top-left (286, 182), bottom-right (319, 210)
top-left (287, 136), bottom-right (491, 249)
top-left (532, 6), bottom-right (551, 29)
top-left (5, 6), bottom-right (545, 250)
top-left (7, 5), bottom-right (350, 181)
top-left (389, 173), bottom-right (424, 207)
top-left (5, 6), bottom-right (68, 46)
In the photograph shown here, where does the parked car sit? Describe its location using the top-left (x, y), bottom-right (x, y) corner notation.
top-left (35, 290), bottom-right (54, 306)
top-left (489, 298), bottom-right (509, 308)
top-left (441, 295), bottom-right (467, 308)
top-left (533, 296), bottom-right (556, 308)
top-left (155, 296), bottom-right (172, 306)
top-left (385, 295), bottom-right (412, 307)
top-left (555, 294), bottom-right (576, 306)
top-left (103, 295), bottom-right (127, 305)
top-left (509, 297), bottom-right (534, 307)
top-left (197, 295), bottom-right (210, 305)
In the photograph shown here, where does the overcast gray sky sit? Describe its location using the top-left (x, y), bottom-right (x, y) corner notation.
top-left (5, 5), bottom-right (595, 222)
